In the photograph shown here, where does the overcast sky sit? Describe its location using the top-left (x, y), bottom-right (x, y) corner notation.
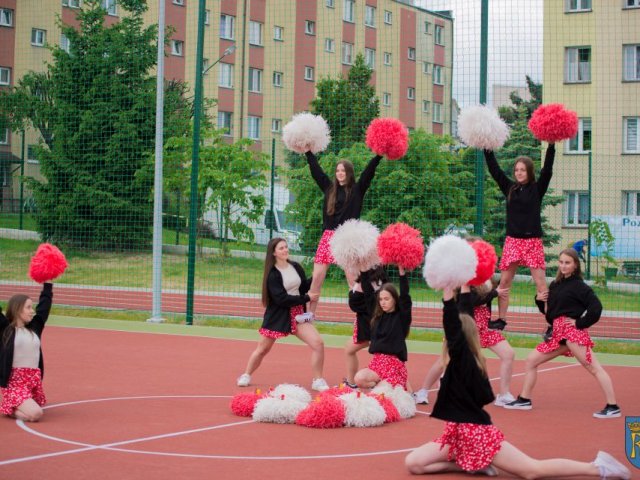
top-left (417, 0), bottom-right (543, 107)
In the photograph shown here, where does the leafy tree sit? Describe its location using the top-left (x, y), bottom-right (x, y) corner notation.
top-left (497, 75), bottom-right (542, 126)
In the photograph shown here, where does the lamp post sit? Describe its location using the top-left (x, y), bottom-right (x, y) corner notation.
top-left (203, 45), bottom-right (236, 76)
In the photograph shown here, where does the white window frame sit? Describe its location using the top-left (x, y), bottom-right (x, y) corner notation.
top-left (249, 21), bottom-right (263, 46)
top-left (565, 46), bottom-right (591, 83)
top-left (623, 44), bottom-right (640, 81)
top-left (433, 65), bottom-right (443, 85)
top-left (202, 58), bottom-right (210, 75)
top-left (383, 52), bottom-right (391, 66)
top-left (407, 47), bottom-right (416, 61)
top-left (343, 0), bottom-right (355, 23)
top-left (101, 0), bottom-right (117, 16)
top-left (273, 71), bottom-right (283, 87)
top-left (218, 111), bottom-right (233, 136)
top-left (342, 42), bottom-right (354, 65)
top-left (423, 61), bottom-right (432, 75)
top-left (62, 0), bottom-right (81, 8)
top-left (326, 0), bottom-right (335, 7)
top-left (273, 26), bottom-right (283, 41)
top-left (384, 10), bottom-right (392, 24)
top-left (271, 118), bottom-right (282, 133)
top-left (624, 117), bottom-right (639, 153)
top-left (565, 0), bottom-right (591, 12)
top-left (0, 8), bottom-right (13, 27)
top-left (424, 21), bottom-right (431, 34)
top-left (31, 29), bottom-right (46, 47)
top-left (247, 116), bottom-right (262, 140)
top-left (304, 20), bottom-right (315, 35)
top-left (626, 0), bottom-right (640, 7)
top-left (60, 34), bottom-right (71, 53)
top-left (434, 25), bottom-right (444, 45)
top-left (220, 14), bottom-right (235, 40)
top-left (171, 40), bottom-right (184, 56)
top-left (0, 128), bottom-right (8, 145)
top-left (382, 92), bottom-right (391, 107)
top-left (173, 0), bottom-right (184, 5)
top-left (304, 66), bottom-right (314, 81)
top-left (218, 62), bottom-right (233, 88)
top-left (433, 102), bottom-right (443, 123)
top-left (204, 9), bottom-right (210, 25)
top-left (566, 118), bottom-right (591, 153)
top-left (365, 5), bottom-right (376, 27)
top-left (27, 145), bottom-right (39, 164)
top-left (365, 48), bottom-right (376, 69)
top-left (563, 191), bottom-right (590, 227)
top-left (623, 191), bottom-right (640, 216)
top-left (407, 87), bottom-right (415, 100)
top-left (422, 100), bottom-right (430, 113)
top-left (325, 38), bottom-right (335, 53)
top-left (248, 68), bottom-right (263, 93)
top-left (0, 67), bottom-right (10, 86)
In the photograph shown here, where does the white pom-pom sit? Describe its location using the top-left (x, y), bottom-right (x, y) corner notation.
top-left (370, 380), bottom-right (395, 396)
top-left (386, 385), bottom-right (417, 419)
top-left (269, 384), bottom-right (312, 404)
top-left (339, 392), bottom-right (386, 427)
top-left (252, 396), bottom-right (308, 424)
top-left (282, 113), bottom-right (331, 154)
top-left (330, 219), bottom-right (380, 277)
top-left (458, 105), bottom-right (510, 151)
top-left (423, 235), bottom-right (478, 290)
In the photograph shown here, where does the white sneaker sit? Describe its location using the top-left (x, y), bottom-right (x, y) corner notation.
top-left (413, 388), bottom-right (429, 405)
top-left (494, 392), bottom-right (516, 407)
top-left (295, 312), bottom-right (315, 324)
top-left (237, 373), bottom-right (251, 387)
top-left (311, 378), bottom-right (329, 392)
top-left (594, 451), bottom-right (631, 479)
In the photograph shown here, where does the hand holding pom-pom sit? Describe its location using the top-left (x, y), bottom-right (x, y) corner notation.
top-left (458, 105), bottom-right (510, 151)
top-left (29, 243), bottom-right (68, 284)
top-left (282, 113), bottom-right (331, 154)
top-left (468, 240), bottom-right (498, 286)
top-left (423, 235), bottom-right (478, 290)
top-left (528, 103), bottom-right (578, 143)
top-left (365, 118), bottom-right (409, 160)
top-left (377, 223), bottom-right (424, 270)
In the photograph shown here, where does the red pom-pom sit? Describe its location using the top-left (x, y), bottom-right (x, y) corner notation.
top-left (320, 384), bottom-right (354, 398)
top-left (468, 240), bottom-right (497, 286)
top-left (528, 104), bottom-right (578, 143)
top-left (28, 243), bottom-right (68, 283)
top-left (230, 391), bottom-right (263, 417)
top-left (295, 395), bottom-right (345, 428)
top-left (365, 118), bottom-right (409, 160)
top-left (377, 223), bottom-right (424, 270)
top-left (370, 393), bottom-right (401, 423)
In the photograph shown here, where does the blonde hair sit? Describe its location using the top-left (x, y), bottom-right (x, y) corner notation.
top-left (442, 313), bottom-right (488, 376)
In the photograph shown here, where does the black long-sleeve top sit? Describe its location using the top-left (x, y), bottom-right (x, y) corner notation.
top-left (348, 270), bottom-right (378, 342)
top-left (483, 144), bottom-right (555, 238)
top-left (0, 283), bottom-right (53, 387)
top-left (368, 275), bottom-right (412, 362)
top-left (305, 151), bottom-right (382, 231)
top-left (457, 288), bottom-right (498, 317)
top-left (431, 298), bottom-right (495, 425)
top-left (261, 261), bottom-right (311, 334)
top-left (535, 275), bottom-right (602, 330)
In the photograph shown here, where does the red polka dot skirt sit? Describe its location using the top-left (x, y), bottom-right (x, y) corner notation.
top-left (435, 421), bottom-right (505, 472)
top-left (474, 306), bottom-right (505, 349)
top-left (314, 229), bottom-right (336, 265)
top-left (368, 353), bottom-right (407, 388)
top-left (0, 367), bottom-right (46, 416)
top-left (259, 305), bottom-right (304, 339)
top-left (536, 316), bottom-right (595, 364)
top-left (499, 236), bottom-right (546, 270)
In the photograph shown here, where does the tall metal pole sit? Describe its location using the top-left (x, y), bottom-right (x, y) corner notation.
top-left (148, 0), bottom-right (167, 323)
top-left (19, 131), bottom-right (25, 229)
top-left (269, 138), bottom-right (275, 239)
top-left (185, 0), bottom-right (207, 326)
top-left (474, 0), bottom-right (489, 236)
top-left (586, 151), bottom-right (592, 279)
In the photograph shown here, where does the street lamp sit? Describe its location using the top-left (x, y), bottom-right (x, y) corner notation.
top-left (203, 45), bottom-right (236, 76)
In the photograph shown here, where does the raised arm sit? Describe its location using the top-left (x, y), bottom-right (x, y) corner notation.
top-left (356, 154), bottom-right (383, 194)
top-left (537, 143), bottom-right (555, 197)
top-left (305, 151), bottom-right (332, 192)
top-left (29, 283), bottom-right (53, 336)
top-left (483, 150), bottom-right (512, 197)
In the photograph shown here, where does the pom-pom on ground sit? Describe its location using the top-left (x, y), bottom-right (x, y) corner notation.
top-left (269, 384), bottom-right (312, 404)
top-left (423, 235), bottom-right (478, 290)
top-left (528, 103), bottom-right (578, 143)
top-left (320, 384), bottom-right (354, 398)
top-left (295, 395), bottom-right (346, 429)
top-left (230, 391), bottom-right (263, 417)
top-left (377, 223), bottom-right (424, 270)
top-left (339, 391), bottom-right (387, 428)
top-left (252, 396), bottom-right (308, 424)
top-left (458, 105), bottom-right (510, 151)
top-left (365, 118), bottom-right (409, 160)
top-left (29, 243), bottom-right (68, 284)
top-left (468, 240), bottom-right (498, 286)
top-left (282, 112), bottom-right (331, 154)
top-left (372, 382), bottom-right (416, 419)
top-left (370, 393), bottom-right (401, 423)
top-left (330, 219), bottom-right (380, 276)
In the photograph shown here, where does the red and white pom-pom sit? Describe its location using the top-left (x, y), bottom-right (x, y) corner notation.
top-left (458, 105), bottom-right (510, 151)
top-left (377, 223), bottom-right (424, 270)
top-left (365, 118), bottom-right (409, 160)
top-left (371, 383), bottom-right (416, 419)
top-left (423, 235), bottom-right (478, 290)
top-left (296, 395), bottom-right (346, 429)
top-left (339, 391), bottom-right (387, 427)
top-left (468, 240), bottom-right (498, 286)
top-left (370, 393), bottom-right (401, 423)
top-left (230, 391), bottom-right (264, 417)
top-left (320, 384), bottom-right (355, 398)
top-left (528, 103), bottom-right (578, 143)
top-left (29, 243), bottom-right (68, 284)
top-left (330, 219), bottom-right (380, 276)
top-left (282, 113), bottom-right (331, 154)
top-left (270, 384), bottom-right (312, 404)
top-left (252, 395), bottom-right (308, 424)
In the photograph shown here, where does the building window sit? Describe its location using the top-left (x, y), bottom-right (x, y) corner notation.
top-left (623, 44), bottom-right (640, 81)
top-left (343, 0), bottom-right (355, 22)
top-left (567, 118), bottom-right (591, 153)
top-left (365, 48), bottom-right (376, 69)
top-left (60, 34), bottom-right (71, 53)
top-left (173, 0), bottom-right (184, 5)
top-left (325, 38), bottom-right (335, 52)
top-left (565, 0), bottom-right (591, 12)
top-left (623, 191), bottom-right (640, 216)
top-left (31, 29), bottom-right (47, 47)
top-left (218, 63), bottom-right (233, 88)
top-left (423, 61), bottom-right (432, 74)
top-left (342, 42), bottom-right (354, 65)
top-left (433, 65), bottom-right (443, 85)
top-left (220, 14), bottom-right (235, 40)
top-left (365, 6), bottom-right (376, 27)
top-left (27, 145), bottom-right (39, 163)
top-left (171, 40), bottom-right (184, 56)
top-left (218, 111), bottom-right (233, 136)
top-left (382, 92), bottom-right (391, 107)
top-left (248, 68), bottom-right (263, 93)
top-left (247, 116), bottom-right (262, 140)
top-left (101, 0), bottom-right (117, 16)
top-left (424, 21), bottom-right (431, 34)
top-left (407, 87), bottom-right (415, 100)
top-left (564, 191), bottom-right (589, 226)
top-left (249, 21), bottom-right (263, 46)
top-left (202, 58), bottom-right (210, 75)
top-left (434, 25), bottom-right (444, 45)
top-left (273, 71), bottom-right (283, 87)
top-left (272, 119), bottom-right (282, 133)
top-left (422, 100), bottom-right (430, 113)
top-left (304, 66), bottom-right (314, 81)
top-left (204, 9), bottom-right (210, 25)
top-left (304, 20), bottom-right (315, 35)
top-left (0, 67), bottom-right (10, 86)
top-left (326, 0), bottom-right (335, 7)
top-left (565, 46), bottom-right (591, 83)
top-left (384, 10), bottom-right (392, 24)
top-left (626, 0), bottom-right (640, 7)
top-left (0, 128), bottom-right (8, 145)
top-left (624, 117), bottom-right (639, 153)
top-left (433, 102), bottom-right (443, 123)
top-left (62, 0), bottom-right (81, 8)
top-left (274, 26), bottom-right (283, 41)
top-left (407, 47), bottom-right (416, 61)
top-left (0, 8), bottom-right (13, 26)
top-left (383, 52), bottom-right (391, 66)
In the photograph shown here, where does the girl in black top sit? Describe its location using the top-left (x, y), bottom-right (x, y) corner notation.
top-left (353, 266), bottom-right (411, 389)
top-left (484, 145), bottom-right (555, 330)
top-left (236, 237), bottom-right (328, 392)
top-left (1, 283), bottom-right (53, 422)
top-left (504, 249), bottom-right (621, 419)
top-left (302, 151), bottom-right (382, 321)
top-left (405, 284), bottom-right (630, 479)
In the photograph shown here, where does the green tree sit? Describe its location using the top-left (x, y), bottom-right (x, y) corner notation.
top-left (497, 75), bottom-right (542, 126)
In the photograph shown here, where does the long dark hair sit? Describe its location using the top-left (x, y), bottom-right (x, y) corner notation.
top-left (370, 282), bottom-right (401, 333)
top-left (261, 237), bottom-right (287, 307)
top-left (507, 156), bottom-right (536, 202)
top-left (2, 294), bottom-right (30, 346)
top-left (326, 160), bottom-right (355, 216)
top-left (555, 248), bottom-right (583, 283)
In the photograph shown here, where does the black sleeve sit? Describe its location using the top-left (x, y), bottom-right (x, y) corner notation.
top-left (30, 283), bottom-right (53, 336)
top-left (305, 151), bottom-right (332, 192)
top-left (483, 150), bottom-right (513, 197)
top-left (442, 298), bottom-right (464, 358)
top-left (457, 292), bottom-right (474, 316)
top-left (356, 155), bottom-right (383, 195)
top-left (537, 144), bottom-right (555, 197)
top-left (575, 285), bottom-right (603, 330)
top-left (398, 274), bottom-right (412, 312)
top-left (535, 295), bottom-right (546, 314)
top-left (267, 270), bottom-right (309, 308)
